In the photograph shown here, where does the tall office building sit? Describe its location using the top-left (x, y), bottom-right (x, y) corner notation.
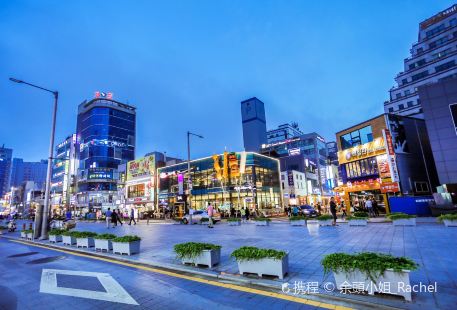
top-left (0, 145), bottom-right (13, 197)
top-left (267, 123), bottom-right (303, 143)
top-left (75, 93), bottom-right (136, 210)
top-left (241, 97), bottom-right (267, 152)
top-left (385, 4), bottom-right (457, 118)
top-left (10, 158), bottom-right (48, 190)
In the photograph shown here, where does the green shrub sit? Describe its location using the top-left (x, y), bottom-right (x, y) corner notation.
top-left (347, 216), bottom-right (368, 221)
top-left (253, 217), bottom-right (271, 222)
top-left (321, 252), bottom-right (418, 282)
top-left (200, 218), bottom-right (209, 222)
top-left (387, 213), bottom-right (416, 220)
top-left (317, 215), bottom-right (333, 221)
top-left (73, 231), bottom-right (98, 238)
top-left (353, 211), bottom-right (368, 218)
top-left (22, 229), bottom-right (33, 234)
top-left (94, 233), bottom-right (117, 240)
top-left (289, 216), bottom-right (307, 221)
top-left (437, 214), bottom-right (457, 222)
top-left (49, 229), bottom-right (66, 236)
top-left (174, 242), bottom-right (221, 259)
top-left (227, 218), bottom-right (241, 222)
top-left (112, 235), bottom-right (141, 243)
top-left (61, 230), bottom-right (75, 236)
top-left (0, 226), bottom-right (8, 230)
top-left (231, 246), bottom-right (286, 261)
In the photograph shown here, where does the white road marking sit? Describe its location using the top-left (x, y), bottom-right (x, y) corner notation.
top-left (39, 269), bottom-right (138, 305)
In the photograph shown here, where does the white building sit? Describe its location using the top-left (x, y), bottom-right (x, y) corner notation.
top-left (267, 123), bottom-right (303, 143)
top-left (281, 170), bottom-right (307, 206)
top-left (385, 4), bottom-right (457, 118)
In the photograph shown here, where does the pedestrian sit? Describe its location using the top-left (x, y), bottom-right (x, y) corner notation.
top-left (65, 209), bottom-right (72, 221)
top-left (245, 207), bottom-right (250, 221)
top-left (111, 209), bottom-right (118, 227)
top-left (316, 202), bottom-right (322, 215)
top-left (340, 201), bottom-right (347, 220)
top-left (105, 208), bottom-right (112, 228)
top-left (330, 197), bottom-right (338, 226)
top-left (207, 203), bottom-right (214, 228)
top-left (230, 206), bottom-right (235, 218)
top-left (241, 207), bottom-right (246, 222)
top-left (128, 208), bottom-right (137, 225)
top-left (117, 209), bottom-right (124, 225)
top-left (365, 198), bottom-right (374, 217)
top-left (372, 198), bottom-right (379, 217)
top-left (292, 205), bottom-right (299, 216)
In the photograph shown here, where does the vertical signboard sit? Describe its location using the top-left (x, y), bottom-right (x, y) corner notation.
top-left (382, 129), bottom-right (400, 182)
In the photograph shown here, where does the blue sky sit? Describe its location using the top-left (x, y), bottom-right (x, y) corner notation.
top-left (0, 0), bottom-right (454, 161)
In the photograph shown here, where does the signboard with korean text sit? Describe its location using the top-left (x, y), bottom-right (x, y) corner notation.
top-left (127, 155), bottom-right (155, 180)
top-left (337, 137), bottom-right (386, 165)
top-left (380, 182), bottom-right (400, 193)
top-left (382, 129), bottom-right (400, 182)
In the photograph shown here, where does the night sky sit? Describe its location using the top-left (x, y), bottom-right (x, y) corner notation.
top-left (0, 0), bottom-right (453, 161)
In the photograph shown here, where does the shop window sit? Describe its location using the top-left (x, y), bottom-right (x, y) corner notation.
top-left (414, 182), bottom-right (429, 193)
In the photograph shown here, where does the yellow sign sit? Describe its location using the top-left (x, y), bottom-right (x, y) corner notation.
top-left (223, 151), bottom-right (229, 179)
top-left (338, 137), bottom-right (386, 164)
top-left (213, 154), bottom-right (222, 179)
top-left (127, 155), bottom-right (155, 180)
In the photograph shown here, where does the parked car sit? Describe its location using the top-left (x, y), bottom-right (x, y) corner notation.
top-left (181, 210), bottom-right (222, 224)
top-left (299, 205), bottom-right (318, 217)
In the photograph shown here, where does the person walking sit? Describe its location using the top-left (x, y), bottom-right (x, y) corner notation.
top-left (330, 197), bottom-right (338, 226)
top-left (292, 205), bottom-right (299, 216)
top-left (339, 201), bottom-right (347, 220)
top-left (241, 207), bottom-right (246, 223)
top-left (372, 198), bottom-right (379, 217)
top-left (207, 203), bottom-right (214, 228)
top-left (111, 209), bottom-right (118, 228)
top-left (105, 208), bottom-right (112, 228)
top-left (316, 202), bottom-right (322, 215)
top-left (245, 207), bottom-right (250, 221)
top-left (365, 198), bottom-right (374, 217)
top-left (128, 208), bottom-right (137, 225)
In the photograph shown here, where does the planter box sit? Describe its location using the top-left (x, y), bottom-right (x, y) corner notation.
top-left (290, 220), bottom-right (306, 226)
top-left (95, 239), bottom-right (113, 252)
top-left (49, 235), bottom-right (63, 243)
top-left (0, 229), bottom-right (7, 235)
top-left (112, 240), bottom-right (141, 255)
top-left (228, 221), bottom-right (241, 226)
top-left (76, 237), bottom-right (95, 248)
top-left (237, 254), bottom-right (288, 280)
top-left (318, 220), bottom-right (332, 226)
top-left (333, 268), bottom-right (412, 301)
top-left (26, 232), bottom-right (33, 240)
top-left (392, 218), bottom-right (416, 226)
top-left (21, 231), bottom-right (26, 238)
top-left (62, 235), bottom-right (76, 246)
top-left (443, 220), bottom-right (457, 227)
top-left (181, 248), bottom-right (221, 268)
top-left (348, 219), bottom-right (368, 226)
top-left (255, 221), bottom-right (270, 226)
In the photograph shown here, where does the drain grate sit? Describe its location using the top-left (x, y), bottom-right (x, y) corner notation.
top-left (26, 256), bottom-right (67, 264)
top-left (8, 252), bottom-right (39, 258)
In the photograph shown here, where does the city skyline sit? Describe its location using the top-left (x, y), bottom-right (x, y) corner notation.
top-left (1, 0), bottom-right (454, 161)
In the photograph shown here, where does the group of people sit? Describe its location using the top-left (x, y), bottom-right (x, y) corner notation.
top-left (363, 197), bottom-right (379, 217)
top-left (105, 208), bottom-right (137, 228)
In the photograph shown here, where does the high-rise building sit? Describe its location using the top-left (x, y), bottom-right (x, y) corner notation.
top-left (50, 134), bottom-right (78, 210)
top-left (267, 123), bottom-right (303, 143)
top-left (385, 4), bottom-right (457, 118)
top-left (10, 158), bottom-right (48, 190)
top-left (241, 97), bottom-right (267, 152)
top-left (75, 93), bottom-right (136, 211)
top-left (0, 145), bottom-right (13, 197)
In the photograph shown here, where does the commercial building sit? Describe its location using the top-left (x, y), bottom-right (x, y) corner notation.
top-left (267, 123), bottom-right (303, 143)
top-left (50, 134), bottom-right (78, 213)
top-left (418, 77), bottom-right (457, 186)
top-left (0, 145), bottom-right (13, 197)
top-left (335, 114), bottom-right (438, 213)
top-left (10, 158), bottom-right (47, 190)
top-left (157, 152), bottom-right (282, 217)
top-left (75, 93), bottom-right (136, 211)
top-left (385, 4), bottom-right (457, 118)
top-left (241, 97), bottom-right (267, 152)
top-left (281, 170), bottom-right (307, 206)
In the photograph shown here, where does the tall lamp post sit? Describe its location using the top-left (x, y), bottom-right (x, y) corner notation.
top-left (9, 78), bottom-right (58, 239)
top-left (187, 131), bottom-right (203, 214)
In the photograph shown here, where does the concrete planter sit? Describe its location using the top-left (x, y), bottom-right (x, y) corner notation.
top-left (94, 239), bottom-right (113, 252)
top-left (392, 218), bottom-right (416, 226)
top-left (290, 220), bottom-right (306, 226)
top-left (318, 219), bottom-right (332, 226)
top-left (26, 232), bottom-right (33, 240)
top-left (49, 235), bottom-right (63, 243)
top-left (62, 235), bottom-right (76, 246)
top-left (255, 220), bottom-right (270, 226)
top-left (443, 219), bottom-right (457, 227)
top-left (76, 237), bottom-right (95, 248)
top-left (348, 219), bottom-right (368, 226)
top-left (181, 248), bottom-right (221, 268)
top-left (333, 268), bottom-right (412, 301)
top-left (228, 221), bottom-right (241, 226)
top-left (113, 240), bottom-right (141, 255)
top-left (236, 254), bottom-right (289, 280)
top-left (21, 231), bottom-right (26, 238)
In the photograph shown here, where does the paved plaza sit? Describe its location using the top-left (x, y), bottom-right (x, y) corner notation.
top-left (4, 218), bottom-right (457, 309)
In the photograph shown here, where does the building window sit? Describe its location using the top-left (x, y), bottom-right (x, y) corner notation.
top-left (402, 78), bottom-right (408, 85)
top-left (405, 90), bottom-right (410, 96)
top-left (450, 103), bottom-right (457, 135)
top-left (411, 71), bottom-right (429, 81)
top-left (340, 126), bottom-right (373, 150)
top-left (399, 104), bottom-right (405, 110)
top-left (407, 101), bottom-right (414, 108)
top-left (414, 182), bottom-right (429, 193)
top-left (426, 23), bottom-right (445, 37)
top-left (435, 60), bottom-right (456, 73)
top-left (396, 93), bottom-right (401, 99)
top-left (388, 107), bottom-right (394, 113)
top-left (451, 18), bottom-right (457, 27)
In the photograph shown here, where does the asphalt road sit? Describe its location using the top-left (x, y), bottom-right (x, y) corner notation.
top-left (0, 238), bottom-right (320, 310)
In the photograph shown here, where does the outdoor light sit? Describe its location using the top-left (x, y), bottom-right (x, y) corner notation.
top-left (9, 77), bottom-right (23, 83)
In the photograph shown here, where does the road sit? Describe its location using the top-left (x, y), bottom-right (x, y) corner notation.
top-left (0, 238), bottom-right (321, 310)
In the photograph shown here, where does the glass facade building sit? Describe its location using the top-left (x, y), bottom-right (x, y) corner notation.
top-left (157, 152), bottom-right (282, 216)
top-left (75, 97), bottom-right (136, 210)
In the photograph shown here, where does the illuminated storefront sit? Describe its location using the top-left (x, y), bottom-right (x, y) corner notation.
top-left (125, 155), bottom-right (156, 214)
top-left (158, 152), bottom-right (282, 217)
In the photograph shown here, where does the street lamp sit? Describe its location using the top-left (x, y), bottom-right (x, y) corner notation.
top-left (9, 77), bottom-right (58, 240)
top-left (187, 131), bottom-right (203, 214)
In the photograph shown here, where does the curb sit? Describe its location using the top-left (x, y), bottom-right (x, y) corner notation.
top-left (1, 235), bottom-right (404, 310)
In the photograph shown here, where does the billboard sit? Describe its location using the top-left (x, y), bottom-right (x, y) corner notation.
top-left (127, 155), bottom-right (155, 180)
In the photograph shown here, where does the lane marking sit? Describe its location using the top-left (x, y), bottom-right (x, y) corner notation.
top-left (12, 239), bottom-right (352, 310)
top-left (40, 269), bottom-right (138, 305)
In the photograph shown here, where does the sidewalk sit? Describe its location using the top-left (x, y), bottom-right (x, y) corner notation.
top-left (4, 218), bottom-right (456, 309)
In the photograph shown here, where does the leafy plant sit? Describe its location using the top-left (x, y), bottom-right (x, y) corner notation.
top-left (321, 252), bottom-right (418, 282)
top-left (227, 218), bottom-right (241, 222)
top-left (200, 218), bottom-right (209, 222)
top-left (0, 226), bottom-right (8, 230)
top-left (289, 216), bottom-right (307, 221)
top-left (317, 215), bottom-right (333, 221)
top-left (231, 246), bottom-right (286, 261)
top-left (353, 212), bottom-right (368, 218)
top-left (112, 235), bottom-right (141, 243)
top-left (61, 230), bottom-right (76, 236)
top-left (49, 229), bottom-right (67, 236)
top-left (387, 213), bottom-right (416, 220)
top-left (347, 216), bottom-right (368, 221)
top-left (174, 242), bottom-right (221, 259)
top-left (73, 231), bottom-right (98, 238)
top-left (22, 229), bottom-right (33, 234)
top-left (94, 233), bottom-right (117, 240)
top-left (253, 217), bottom-right (271, 222)
top-left (438, 214), bottom-right (457, 222)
